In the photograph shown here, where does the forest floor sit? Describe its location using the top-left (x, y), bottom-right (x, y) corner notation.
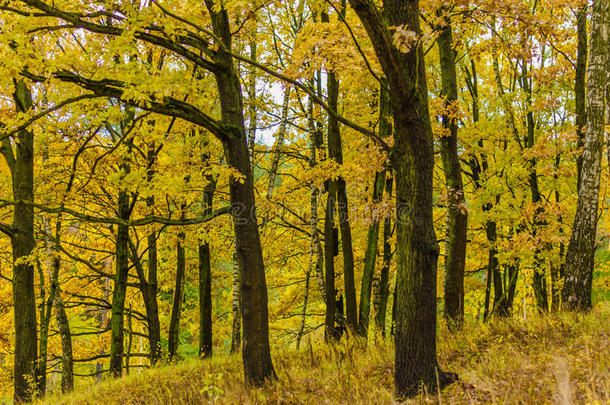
top-left (39, 302), bottom-right (610, 405)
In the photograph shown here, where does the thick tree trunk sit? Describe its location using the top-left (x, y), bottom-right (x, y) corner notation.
top-left (109, 189), bottom-right (130, 377)
top-left (358, 83), bottom-right (390, 336)
top-left (168, 233), bottom-right (186, 359)
top-left (199, 182), bottom-right (215, 358)
top-left (563, 0), bottom-right (609, 311)
top-left (204, 1), bottom-right (276, 384)
top-left (9, 79), bottom-right (38, 403)
top-left (437, 8), bottom-right (467, 327)
top-left (348, 0), bottom-right (456, 397)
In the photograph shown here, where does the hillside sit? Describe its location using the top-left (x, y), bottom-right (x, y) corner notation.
top-left (40, 304), bottom-right (610, 405)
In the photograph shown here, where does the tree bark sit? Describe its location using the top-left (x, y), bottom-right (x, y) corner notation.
top-left (109, 188), bottom-right (130, 377)
top-left (375, 175), bottom-right (393, 335)
top-left (7, 79), bottom-right (38, 403)
top-left (324, 181), bottom-right (338, 342)
top-left (358, 82), bottom-right (390, 336)
top-left (267, 87), bottom-right (291, 200)
top-left (348, 0), bottom-right (456, 397)
top-left (563, 0), bottom-right (609, 311)
top-left (145, 143), bottom-right (161, 364)
top-left (321, 7), bottom-right (358, 332)
top-left (437, 7), bottom-right (467, 327)
top-left (307, 90), bottom-right (325, 301)
top-left (199, 181), bottom-right (215, 358)
top-left (168, 231), bottom-right (186, 359)
top-left (576, 3), bottom-right (588, 190)
top-left (230, 248), bottom-right (242, 354)
top-left (204, 1), bottom-right (276, 384)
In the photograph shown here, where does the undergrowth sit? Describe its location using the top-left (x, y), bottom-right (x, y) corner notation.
top-left (39, 303), bottom-right (610, 404)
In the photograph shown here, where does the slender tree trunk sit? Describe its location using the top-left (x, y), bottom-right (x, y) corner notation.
top-left (145, 143), bottom-right (161, 365)
top-left (204, 1), bottom-right (276, 385)
top-left (230, 249), bottom-right (241, 353)
top-left (168, 232), bottom-right (186, 359)
top-left (296, 266), bottom-right (311, 349)
top-left (357, 171), bottom-right (385, 337)
top-left (321, 7), bottom-right (357, 333)
top-left (267, 88), bottom-right (291, 200)
top-left (576, 4), bottom-right (588, 190)
top-left (307, 92), bottom-right (325, 301)
top-left (437, 8), bottom-right (467, 327)
top-left (37, 218), bottom-right (54, 396)
top-left (375, 175), bottom-right (393, 335)
top-left (109, 189), bottom-right (130, 377)
top-left (248, 41), bottom-right (257, 163)
top-left (521, 59), bottom-right (549, 313)
top-left (50, 213), bottom-right (73, 392)
top-left (324, 182), bottom-right (338, 342)
top-left (358, 83), bottom-right (390, 336)
top-left (563, 0), bottom-right (609, 310)
top-left (463, 59), bottom-right (502, 319)
top-left (199, 181), bottom-right (215, 358)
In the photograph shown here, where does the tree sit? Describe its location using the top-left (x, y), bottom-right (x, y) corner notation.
top-left (348, 0), bottom-right (457, 397)
top-left (437, 4), bottom-right (467, 327)
top-left (563, 0), bottom-right (609, 311)
top-left (0, 79), bottom-right (38, 403)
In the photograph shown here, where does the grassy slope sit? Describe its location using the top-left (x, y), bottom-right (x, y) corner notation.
top-left (39, 303), bottom-right (610, 405)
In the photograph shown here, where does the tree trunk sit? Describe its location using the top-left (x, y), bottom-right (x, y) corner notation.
top-left (563, 0), bottom-right (609, 311)
top-left (358, 82), bottom-right (390, 336)
top-left (145, 143), bottom-right (161, 365)
top-left (324, 182), bottom-right (338, 342)
top-left (168, 232), bottom-right (186, 359)
top-left (109, 189), bottom-right (130, 377)
top-left (230, 249), bottom-right (241, 353)
top-left (247, 41), bottom-right (257, 163)
top-left (522, 59), bottom-right (549, 313)
top-left (296, 265), bottom-right (311, 349)
top-left (463, 59), bottom-right (501, 320)
top-left (576, 3), bottom-right (588, 190)
top-left (199, 181), bottom-right (215, 358)
top-left (307, 92), bottom-right (325, 301)
top-left (54, 287), bottom-right (73, 393)
top-left (357, 171), bottom-right (385, 337)
top-left (321, 8), bottom-right (357, 333)
top-left (267, 87), bottom-right (291, 200)
top-left (348, 0), bottom-right (456, 397)
top-left (8, 79), bottom-right (38, 403)
top-left (204, 1), bottom-right (276, 384)
top-left (437, 8), bottom-right (467, 327)
top-left (375, 175), bottom-right (393, 335)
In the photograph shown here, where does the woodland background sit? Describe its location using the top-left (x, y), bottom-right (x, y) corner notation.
top-left (0, 0), bottom-right (609, 403)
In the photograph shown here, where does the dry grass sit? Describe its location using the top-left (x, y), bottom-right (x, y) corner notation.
top-left (39, 303), bottom-right (610, 404)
